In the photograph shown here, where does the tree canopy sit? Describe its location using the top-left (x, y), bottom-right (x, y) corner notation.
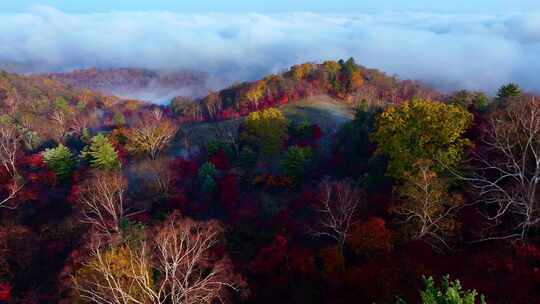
top-left (42, 144), bottom-right (75, 181)
top-left (372, 99), bottom-right (473, 178)
top-left (82, 134), bottom-right (121, 170)
top-left (241, 108), bottom-right (288, 156)
top-left (496, 83), bottom-right (522, 101)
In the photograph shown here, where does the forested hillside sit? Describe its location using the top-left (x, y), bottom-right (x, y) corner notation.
top-left (0, 60), bottom-right (538, 304)
top-left (171, 58), bottom-right (440, 122)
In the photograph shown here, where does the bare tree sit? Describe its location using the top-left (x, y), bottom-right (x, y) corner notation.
top-left (393, 161), bottom-right (463, 249)
top-left (311, 178), bottom-right (363, 253)
top-left (0, 122), bottom-right (23, 209)
top-left (129, 157), bottom-right (174, 201)
top-left (73, 241), bottom-right (153, 304)
top-left (49, 110), bottom-right (69, 141)
top-left (203, 91), bottom-right (222, 120)
top-left (151, 213), bottom-right (239, 304)
top-left (73, 212), bottom-right (244, 304)
top-left (152, 107), bottom-right (164, 122)
top-left (70, 114), bottom-right (92, 137)
top-left (179, 128), bottom-right (195, 158)
top-left (456, 97), bottom-right (540, 240)
top-left (210, 121), bottom-right (241, 158)
top-left (77, 171), bottom-right (128, 237)
top-left (127, 116), bottom-right (178, 160)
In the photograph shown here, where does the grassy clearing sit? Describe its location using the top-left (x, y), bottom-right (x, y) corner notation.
top-left (170, 95), bottom-right (355, 156)
top-left (280, 95), bottom-right (356, 133)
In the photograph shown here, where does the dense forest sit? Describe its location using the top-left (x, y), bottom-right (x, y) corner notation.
top-left (0, 59), bottom-right (538, 304)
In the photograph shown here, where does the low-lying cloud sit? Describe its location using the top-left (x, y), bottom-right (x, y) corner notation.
top-left (1, 5), bottom-right (540, 95)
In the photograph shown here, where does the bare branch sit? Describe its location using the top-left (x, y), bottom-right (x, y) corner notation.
top-left (73, 212), bottom-right (245, 304)
top-left (393, 161), bottom-right (464, 249)
top-left (77, 171), bottom-right (128, 238)
top-left (127, 115), bottom-right (178, 160)
top-left (0, 122), bottom-right (23, 209)
top-left (454, 97), bottom-right (540, 240)
top-left (311, 178), bottom-right (363, 251)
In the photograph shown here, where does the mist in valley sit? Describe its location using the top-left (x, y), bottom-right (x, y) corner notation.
top-left (2, 5), bottom-right (540, 98)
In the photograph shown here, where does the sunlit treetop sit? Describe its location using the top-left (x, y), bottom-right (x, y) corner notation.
top-left (372, 99), bottom-right (473, 178)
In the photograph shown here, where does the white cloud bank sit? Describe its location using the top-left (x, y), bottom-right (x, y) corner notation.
top-left (1, 6), bottom-right (540, 94)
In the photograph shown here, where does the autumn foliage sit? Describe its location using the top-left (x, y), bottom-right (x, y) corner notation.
top-left (0, 61), bottom-right (539, 304)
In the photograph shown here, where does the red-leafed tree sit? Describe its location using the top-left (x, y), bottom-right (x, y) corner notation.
top-left (219, 174), bottom-right (239, 211)
top-left (210, 149), bottom-right (230, 171)
top-left (0, 282), bottom-right (11, 301)
top-left (250, 235), bottom-right (288, 275)
top-left (348, 217), bottom-right (393, 257)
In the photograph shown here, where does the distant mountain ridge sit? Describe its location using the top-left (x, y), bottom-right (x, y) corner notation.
top-left (42, 68), bottom-right (210, 103)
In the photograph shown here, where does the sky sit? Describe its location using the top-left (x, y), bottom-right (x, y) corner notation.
top-left (1, 1), bottom-right (539, 14)
top-left (1, 2), bottom-right (540, 96)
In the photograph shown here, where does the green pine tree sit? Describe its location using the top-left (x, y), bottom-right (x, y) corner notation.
top-left (113, 112), bottom-right (126, 126)
top-left (42, 144), bottom-right (75, 181)
top-left (81, 128), bottom-right (92, 144)
top-left (198, 162), bottom-right (217, 193)
top-left (421, 275), bottom-right (486, 304)
top-left (206, 139), bottom-right (222, 156)
top-left (82, 134), bottom-right (121, 170)
top-left (201, 176), bottom-right (217, 193)
top-left (397, 275), bottom-right (487, 304)
top-left (496, 83), bottom-right (521, 101)
top-left (281, 145), bottom-right (312, 181)
top-left (239, 147), bottom-right (257, 170)
top-left (198, 162), bottom-right (217, 180)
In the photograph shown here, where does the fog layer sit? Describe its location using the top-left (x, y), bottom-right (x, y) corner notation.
top-left (1, 6), bottom-right (539, 94)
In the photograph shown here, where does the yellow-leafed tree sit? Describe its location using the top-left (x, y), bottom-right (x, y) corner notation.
top-left (372, 99), bottom-right (472, 178)
top-left (241, 108), bottom-right (288, 156)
